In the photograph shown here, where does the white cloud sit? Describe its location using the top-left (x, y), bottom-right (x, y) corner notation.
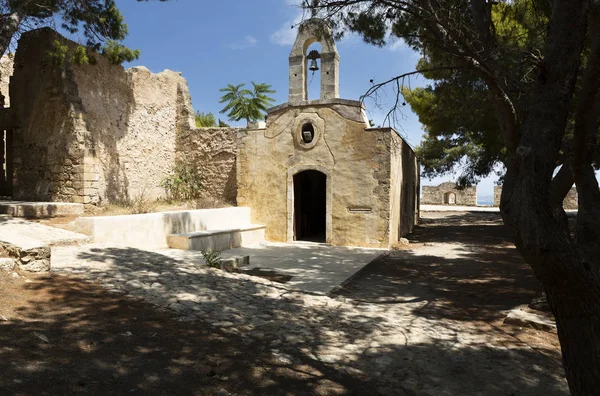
top-left (270, 13), bottom-right (303, 46)
top-left (230, 35), bottom-right (258, 50)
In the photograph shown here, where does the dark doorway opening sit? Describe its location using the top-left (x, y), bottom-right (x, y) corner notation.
top-left (294, 170), bottom-right (326, 242)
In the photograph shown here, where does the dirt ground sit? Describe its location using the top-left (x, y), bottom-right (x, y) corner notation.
top-left (0, 211), bottom-right (565, 395)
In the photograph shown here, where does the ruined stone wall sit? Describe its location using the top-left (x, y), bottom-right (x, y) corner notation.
top-left (563, 188), bottom-right (578, 210)
top-left (0, 53), bottom-right (13, 107)
top-left (494, 186), bottom-right (502, 207)
top-left (421, 182), bottom-right (477, 205)
top-left (176, 127), bottom-right (239, 203)
top-left (238, 101), bottom-right (401, 248)
top-left (9, 28), bottom-right (196, 203)
top-left (10, 30), bottom-right (86, 201)
top-left (72, 62), bottom-right (192, 202)
top-left (494, 185), bottom-right (578, 209)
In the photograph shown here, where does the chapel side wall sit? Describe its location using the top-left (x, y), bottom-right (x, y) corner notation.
top-left (176, 127), bottom-right (239, 204)
top-left (398, 137), bottom-right (418, 237)
top-left (238, 105), bottom-right (391, 248)
top-left (10, 29), bottom-right (87, 202)
top-left (388, 132), bottom-right (402, 244)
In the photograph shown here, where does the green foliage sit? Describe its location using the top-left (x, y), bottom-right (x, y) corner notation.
top-left (219, 82), bottom-right (276, 124)
top-left (160, 163), bottom-right (203, 201)
top-left (201, 250), bottom-right (222, 268)
top-left (218, 119), bottom-right (230, 127)
top-left (0, 0), bottom-right (159, 64)
top-left (101, 40), bottom-right (140, 64)
top-left (318, 0), bottom-right (557, 183)
top-left (47, 40), bottom-right (69, 65)
top-left (48, 40), bottom-right (95, 66)
top-left (195, 111), bottom-right (217, 127)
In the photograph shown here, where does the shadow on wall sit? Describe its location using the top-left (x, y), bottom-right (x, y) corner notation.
top-left (71, 55), bottom-right (134, 204)
top-left (10, 29), bottom-right (84, 201)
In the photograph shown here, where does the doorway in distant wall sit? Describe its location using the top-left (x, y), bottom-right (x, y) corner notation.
top-left (294, 170), bottom-right (326, 242)
top-left (444, 192), bottom-right (456, 205)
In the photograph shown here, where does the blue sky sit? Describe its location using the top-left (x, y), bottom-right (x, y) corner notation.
top-left (106, 0), bottom-right (501, 200)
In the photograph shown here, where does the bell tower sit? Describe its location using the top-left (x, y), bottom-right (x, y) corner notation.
top-left (288, 18), bottom-right (340, 105)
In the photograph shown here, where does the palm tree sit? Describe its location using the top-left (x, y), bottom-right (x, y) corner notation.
top-left (219, 82), bottom-right (276, 125)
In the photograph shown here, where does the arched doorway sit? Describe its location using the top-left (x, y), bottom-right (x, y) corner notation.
top-left (293, 170), bottom-right (326, 242)
top-left (444, 192), bottom-right (456, 205)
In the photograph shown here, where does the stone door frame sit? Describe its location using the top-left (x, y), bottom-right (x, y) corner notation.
top-left (287, 164), bottom-right (332, 243)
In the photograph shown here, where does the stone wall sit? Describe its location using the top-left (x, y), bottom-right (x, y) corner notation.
top-left (8, 28), bottom-right (200, 203)
top-left (421, 182), bottom-right (477, 205)
top-left (176, 127), bottom-right (240, 203)
top-left (0, 53), bottom-right (13, 107)
top-left (494, 185), bottom-right (578, 209)
top-left (494, 186), bottom-right (502, 207)
top-left (563, 188), bottom-right (578, 210)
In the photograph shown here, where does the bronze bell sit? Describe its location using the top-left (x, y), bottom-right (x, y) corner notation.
top-left (309, 58), bottom-right (319, 72)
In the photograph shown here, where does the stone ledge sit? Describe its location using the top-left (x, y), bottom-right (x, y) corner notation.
top-left (0, 201), bottom-right (84, 218)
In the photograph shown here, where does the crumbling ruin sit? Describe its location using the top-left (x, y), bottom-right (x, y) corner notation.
top-left (421, 182), bottom-right (477, 206)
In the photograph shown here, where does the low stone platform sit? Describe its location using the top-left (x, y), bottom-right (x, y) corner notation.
top-left (167, 225), bottom-right (266, 252)
top-left (0, 200), bottom-right (84, 218)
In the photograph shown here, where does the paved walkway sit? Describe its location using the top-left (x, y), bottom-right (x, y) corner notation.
top-left (0, 215), bottom-right (89, 249)
top-left (222, 242), bottom-right (385, 294)
top-left (52, 242), bottom-right (384, 295)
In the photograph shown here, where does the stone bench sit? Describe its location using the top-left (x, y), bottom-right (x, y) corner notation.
top-left (167, 224), bottom-right (265, 252)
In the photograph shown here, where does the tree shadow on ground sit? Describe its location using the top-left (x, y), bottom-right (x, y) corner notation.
top-left (334, 212), bottom-right (539, 323)
top-left (0, 211), bottom-right (568, 395)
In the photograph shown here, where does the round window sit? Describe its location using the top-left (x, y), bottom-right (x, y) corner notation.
top-left (301, 123), bottom-right (315, 144)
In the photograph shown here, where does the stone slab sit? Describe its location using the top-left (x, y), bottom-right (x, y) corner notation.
top-left (0, 215), bottom-right (90, 247)
top-left (0, 200), bottom-right (84, 218)
top-left (220, 242), bottom-right (386, 295)
top-left (167, 225), bottom-right (266, 252)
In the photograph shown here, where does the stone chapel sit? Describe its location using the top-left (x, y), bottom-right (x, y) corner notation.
top-left (236, 18), bottom-right (419, 248)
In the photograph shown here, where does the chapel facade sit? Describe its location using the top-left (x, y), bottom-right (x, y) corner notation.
top-left (236, 18), bottom-right (419, 248)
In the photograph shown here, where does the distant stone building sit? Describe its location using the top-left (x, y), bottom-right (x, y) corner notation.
top-left (421, 182), bottom-right (477, 206)
top-left (494, 185), bottom-right (578, 209)
top-left (237, 18), bottom-right (419, 248)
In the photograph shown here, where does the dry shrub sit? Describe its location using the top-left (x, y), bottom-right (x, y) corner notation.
top-left (194, 196), bottom-right (232, 209)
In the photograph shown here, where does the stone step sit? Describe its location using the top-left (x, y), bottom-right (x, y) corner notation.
top-left (0, 200), bottom-right (84, 218)
top-left (167, 224), bottom-right (265, 252)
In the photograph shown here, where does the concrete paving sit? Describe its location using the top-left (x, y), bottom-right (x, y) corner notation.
top-left (0, 215), bottom-right (90, 249)
top-left (50, 241), bottom-right (385, 296)
top-left (221, 242), bottom-right (386, 295)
